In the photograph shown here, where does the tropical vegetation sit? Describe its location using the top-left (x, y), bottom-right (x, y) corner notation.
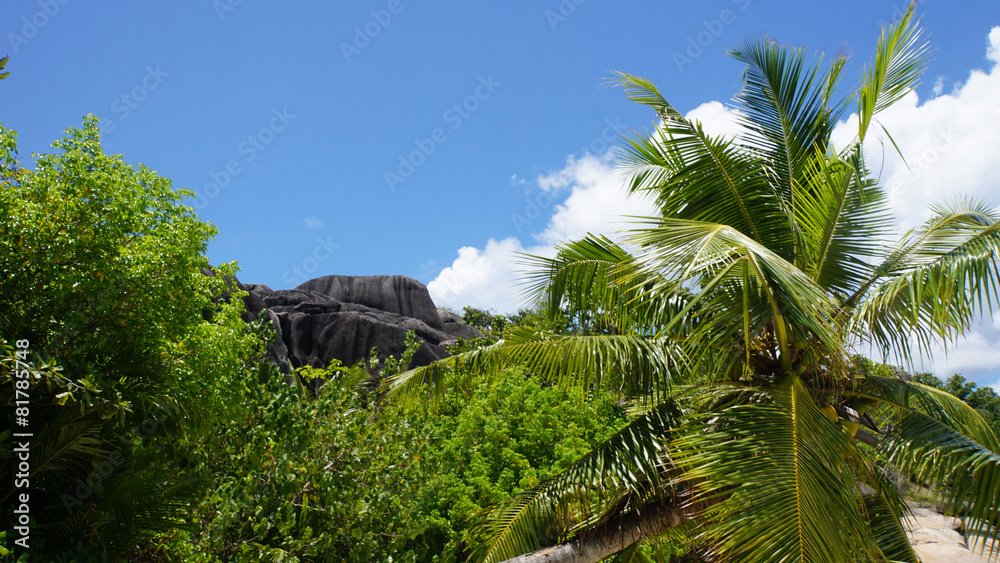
top-left (3, 4), bottom-right (1000, 563)
top-left (388, 6), bottom-right (1000, 562)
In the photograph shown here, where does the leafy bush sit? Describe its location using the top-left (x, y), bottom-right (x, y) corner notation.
top-left (148, 355), bottom-right (625, 562)
top-left (0, 117), bottom-right (265, 561)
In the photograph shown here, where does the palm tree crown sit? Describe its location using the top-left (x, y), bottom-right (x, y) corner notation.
top-left (391, 6), bottom-right (1000, 562)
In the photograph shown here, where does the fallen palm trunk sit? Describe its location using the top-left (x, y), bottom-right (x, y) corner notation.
top-left (499, 499), bottom-right (691, 563)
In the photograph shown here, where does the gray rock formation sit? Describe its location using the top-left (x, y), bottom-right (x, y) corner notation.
top-left (438, 309), bottom-right (485, 340)
top-left (233, 275), bottom-right (480, 375)
top-left (298, 275), bottom-right (444, 329)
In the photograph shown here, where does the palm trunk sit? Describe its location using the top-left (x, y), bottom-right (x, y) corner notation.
top-left (499, 500), bottom-right (690, 563)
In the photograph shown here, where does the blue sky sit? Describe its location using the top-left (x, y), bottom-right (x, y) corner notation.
top-left (4, 1), bottom-right (1000, 385)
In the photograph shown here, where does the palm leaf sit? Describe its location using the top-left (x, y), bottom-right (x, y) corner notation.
top-left (472, 402), bottom-right (679, 563)
top-left (849, 199), bottom-right (1000, 361)
top-left (793, 149), bottom-right (892, 298)
top-left (386, 329), bottom-right (684, 404)
top-left (613, 73), bottom-right (793, 256)
top-left (728, 35), bottom-right (847, 202)
top-left (863, 493), bottom-right (919, 563)
top-left (674, 376), bottom-right (883, 563)
top-left (883, 410), bottom-right (1000, 557)
top-left (518, 235), bottom-right (682, 336)
top-left (624, 218), bottom-right (842, 370)
top-left (855, 3), bottom-right (929, 144)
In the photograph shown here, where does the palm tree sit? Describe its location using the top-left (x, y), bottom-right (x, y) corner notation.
top-left (389, 6), bottom-right (1000, 562)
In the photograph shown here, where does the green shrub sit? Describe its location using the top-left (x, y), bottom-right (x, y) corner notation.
top-left (149, 355), bottom-right (625, 562)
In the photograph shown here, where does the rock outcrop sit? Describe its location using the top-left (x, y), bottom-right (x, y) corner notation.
top-left (234, 275), bottom-right (479, 374)
top-left (438, 308), bottom-right (485, 344)
top-left (907, 505), bottom-right (993, 562)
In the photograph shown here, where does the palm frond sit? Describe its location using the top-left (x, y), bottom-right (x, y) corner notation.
top-left (849, 199), bottom-right (1000, 361)
top-left (793, 149), bottom-right (892, 298)
top-left (728, 35), bottom-right (847, 202)
top-left (856, 3), bottom-right (929, 144)
top-left (472, 402), bottom-right (679, 563)
top-left (28, 419), bottom-right (107, 476)
top-left (862, 375), bottom-right (1000, 452)
top-left (386, 329), bottom-right (685, 404)
top-left (674, 377), bottom-right (883, 563)
top-left (625, 218), bottom-right (842, 369)
top-left (518, 235), bottom-right (683, 335)
top-left (613, 73), bottom-right (793, 256)
top-left (883, 410), bottom-right (1000, 557)
top-left (863, 493), bottom-right (919, 563)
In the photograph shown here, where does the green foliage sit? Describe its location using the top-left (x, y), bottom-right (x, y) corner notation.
top-left (147, 359), bottom-right (625, 562)
top-left (0, 55), bottom-right (9, 80)
top-left (461, 306), bottom-right (572, 339)
top-left (392, 6), bottom-right (1000, 561)
top-left (0, 116), bottom-right (224, 355)
top-left (449, 307), bottom-right (574, 355)
top-left (0, 117), bottom-right (264, 561)
top-left (909, 372), bottom-right (1000, 442)
top-left (405, 367), bottom-right (626, 560)
top-left (461, 307), bottom-right (512, 337)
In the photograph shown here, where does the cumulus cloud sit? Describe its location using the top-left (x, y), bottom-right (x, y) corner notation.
top-left (428, 154), bottom-right (656, 313)
top-left (304, 216), bottom-right (324, 230)
top-left (841, 27), bottom-right (1000, 384)
top-left (685, 100), bottom-right (745, 140)
top-left (831, 26), bottom-right (1000, 230)
top-left (426, 237), bottom-right (540, 313)
top-left (534, 155), bottom-right (656, 246)
top-left (428, 27), bottom-right (1000, 386)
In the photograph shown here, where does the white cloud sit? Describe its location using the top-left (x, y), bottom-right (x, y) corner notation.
top-left (304, 216), bottom-right (323, 230)
top-left (831, 26), bottom-right (1000, 230)
top-left (427, 237), bottom-right (548, 313)
top-left (428, 28), bottom-right (1000, 387)
top-left (685, 100), bottom-right (745, 140)
top-left (534, 155), bottom-right (655, 246)
top-left (428, 154), bottom-right (656, 313)
top-left (932, 75), bottom-right (946, 97)
top-left (930, 328), bottom-right (1000, 377)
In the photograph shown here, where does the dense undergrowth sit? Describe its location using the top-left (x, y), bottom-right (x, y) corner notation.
top-left (4, 104), bottom-right (999, 562)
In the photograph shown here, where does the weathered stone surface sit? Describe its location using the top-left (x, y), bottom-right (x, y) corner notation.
top-left (229, 275), bottom-right (481, 375)
top-left (439, 308), bottom-right (485, 340)
top-left (907, 505), bottom-right (994, 563)
top-left (297, 275), bottom-right (444, 329)
top-left (438, 310), bottom-right (464, 324)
